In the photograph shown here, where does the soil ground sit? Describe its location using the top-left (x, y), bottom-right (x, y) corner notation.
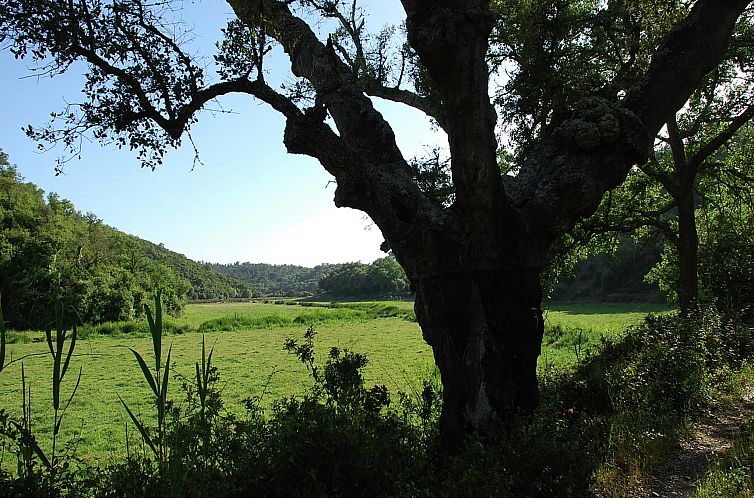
top-left (637, 391), bottom-right (754, 497)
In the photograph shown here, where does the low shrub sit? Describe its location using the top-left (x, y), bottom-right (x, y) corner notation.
top-left (291, 308), bottom-right (366, 325)
top-left (553, 307), bottom-right (754, 495)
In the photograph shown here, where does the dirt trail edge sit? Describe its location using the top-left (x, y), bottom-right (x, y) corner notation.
top-left (637, 391), bottom-right (754, 497)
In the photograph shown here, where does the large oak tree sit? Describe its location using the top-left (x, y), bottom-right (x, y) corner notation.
top-left (1, 0), bottom-right (751, 446)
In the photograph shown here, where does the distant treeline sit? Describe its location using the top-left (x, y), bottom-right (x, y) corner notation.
top-left (318, 257), bottom-right (410, 297)
top-left (0, 157), bottom-right (254, 328)
top-left (209, 262), bottom-right (341, 296)
top-left (212, 256), bottom-right (411, 298)
top-left (215, 243), bottom-right (662, 302)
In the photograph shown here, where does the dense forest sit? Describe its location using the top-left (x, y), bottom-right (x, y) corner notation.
top-left (0, 152), bottom-right (255, 328)
top-left (213, 256), bottom-right (411, 298)
top-left (317, 257), bottom-right (411, 297)
top-left (210, 262), bottom-right (340, 296)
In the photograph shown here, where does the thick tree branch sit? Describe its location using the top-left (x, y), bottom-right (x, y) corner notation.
top-left (402, 1), bottom-right (503, 265)
top-left (71, 38), bottom-right (298, 139)
top-left (229, 0), bottom-right (405, 165)
top-left (584, 216), bottom-right (679, 247)
top-left (666, 116), bottom-right (688, 171)
top-left (361, 81), bottom-right (447, 128)
top-left (227, 0), bottom-right (451, 276)
top-left (687, 103), bottom-right (754, 173)
top-left (624, 0), bottom-right (752, 137)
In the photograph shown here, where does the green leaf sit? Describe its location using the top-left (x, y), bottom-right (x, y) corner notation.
top-left (51, 303), bottom-right (64, 411)
top-left (155, 290), bottom-right (163, 351)
top-left (45, 327), bottom-right (55, 359)
top-left (201, 335), bottom-right (206, 382)
top-left (12, 421), bottom-right (52, 471)
top-left (144, 303), bottom-right (161, 374)
top-left (130, 348), bottom-right (158, 398)
top-left (204, 344), bottom-right (215, 390)
top-left (61, 366), bottom-right (82, 418)
top-left (54, 413), bottom-right (62, 437)
top-left (118, 395), bottom-right (157, 457)
top-left (145, 302), bottom-right (156, 334)
top-left (161, 345), bottom-right (172, 406)
top-left (31, 436), bottom-right (52, 470)
top-left (52, 351), bottom-right (61, 412)
top-left (60, 323), bottom-right (78, 382)
top-left (195, 361), bottom-right (203, 399)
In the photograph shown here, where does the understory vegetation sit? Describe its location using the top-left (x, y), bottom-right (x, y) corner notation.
top-left (0, 299), bottom-right (751, 497)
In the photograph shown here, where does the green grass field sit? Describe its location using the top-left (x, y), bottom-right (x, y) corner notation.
top-left (545, 302), bottom-right (671, 334)
top-left (0, 300), bottom-right (669, 465)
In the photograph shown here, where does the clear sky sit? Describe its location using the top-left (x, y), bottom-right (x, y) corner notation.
top-left (0, 0), bottom-right (446, 267)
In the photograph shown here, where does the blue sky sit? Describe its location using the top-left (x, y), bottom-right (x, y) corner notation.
top-left (0, 0), bottom-right (446, 266)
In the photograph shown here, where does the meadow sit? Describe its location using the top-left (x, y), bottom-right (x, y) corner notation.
top-left (0, 300), bottom-right (667, 465)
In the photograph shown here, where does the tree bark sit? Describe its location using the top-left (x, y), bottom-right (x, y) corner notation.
top-left (414, 266), bottom-right (544, 448)
top-left (676, 186), bottom-right (699, 315)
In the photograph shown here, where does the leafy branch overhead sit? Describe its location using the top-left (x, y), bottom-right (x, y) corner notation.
top-left (0, 1), bottom-right (746, 252)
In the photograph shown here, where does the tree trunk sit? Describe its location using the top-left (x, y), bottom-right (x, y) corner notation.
top-left (676, 188), bottom-right (699, 315)
top-left (413, 266), bottom-right (544, 448)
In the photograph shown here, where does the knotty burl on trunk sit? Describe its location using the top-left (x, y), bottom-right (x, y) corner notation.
top-left (3, 0), bottom-right (751, 446)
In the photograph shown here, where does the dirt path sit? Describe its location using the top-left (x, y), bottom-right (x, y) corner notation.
top-left (637, 392), bottom-right (754, 497)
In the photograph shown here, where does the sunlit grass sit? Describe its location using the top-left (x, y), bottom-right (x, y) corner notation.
top-left (0, 317), bottom-right (431, 464)
top-left (0, 300), bottom-right (667, 464)
top-left (545, 302), bottom-right (671, 335)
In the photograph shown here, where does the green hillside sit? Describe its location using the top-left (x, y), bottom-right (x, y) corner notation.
top-left (211, 262), bottom-right (342, 296)
top-left (0, 154), bottom-right (255, 328)
top-left (138, 239), bottom-right (255, 301)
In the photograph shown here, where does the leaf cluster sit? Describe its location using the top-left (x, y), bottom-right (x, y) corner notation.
top-left (1, 0), bottom-right (206, 169)
top-left (492, 0), bottom-right (690, 158)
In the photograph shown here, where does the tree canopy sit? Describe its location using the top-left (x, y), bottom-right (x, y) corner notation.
top-left (318, 256), bottom-right (410, 297)
top-left (561, 11), bottom-right (754, 313)
top-left (211, 261), bottom-right (343, 296)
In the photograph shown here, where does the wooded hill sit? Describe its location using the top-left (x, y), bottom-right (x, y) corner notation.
top-left (0, 155), bottom-right (255, 328)
top-left (212, 257), bottom-right (412, 298)
top-left (209, 262), bottom-right (340, 296)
